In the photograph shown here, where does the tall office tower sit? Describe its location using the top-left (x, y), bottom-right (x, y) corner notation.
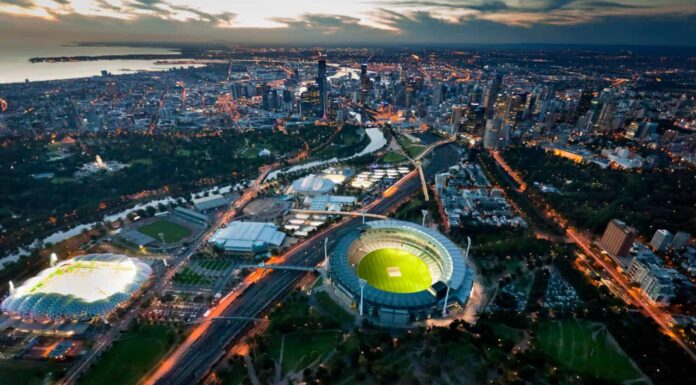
top-left (573, 88), bottom-right (594, 122)
top-left (359, 61), bottom-right (370, 105)
top-left (404, 79), bottom-right (415, 108)
top-left (596, 102), bottom-right (615, 132)
top-left (483, 74), bottom-right (502, 118)
top-left (599, 219), bottom-right (637, 259)
top-left (300, 83), bottom-right (321, 118)
top-left (503, 93), bottom-right (526, 125)
top-left (317, 58), bottom-right (328, 118)
top-left (670, 231), bottom-right (691, 250)
top-left (449, 105), bottom-right (465, 134)
top-left (483, 118), bottom-right (502, 149)
top-left (650, 229), bottom-right (673, 252)
top-left (432, 82), bottom-right (444, 106)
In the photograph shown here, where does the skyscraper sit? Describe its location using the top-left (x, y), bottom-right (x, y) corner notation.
top-left (484, 74), bottom-right (502, 118)
top-left (599, 219), bottom-right (637, 260)
top-left (359, 61), bottom-right (370, 105)
top-left (596, 102), bottom-right (615, 132)
top-left (449, 105), bottom-right (465, 135)
top-left (317, 58), bottom-right (328, 118)
top-left (483, 118), bottom-right (503, 149)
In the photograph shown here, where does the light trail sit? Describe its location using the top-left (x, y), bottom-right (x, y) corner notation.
top-left (490, 150), bottom-right (527, 192)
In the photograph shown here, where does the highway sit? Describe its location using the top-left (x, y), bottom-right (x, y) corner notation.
top-left (146, 143), bottom-right (461, 385)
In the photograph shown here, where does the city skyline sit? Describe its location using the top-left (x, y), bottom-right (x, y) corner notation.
top-left (1, 0), bottom-right (696, 47)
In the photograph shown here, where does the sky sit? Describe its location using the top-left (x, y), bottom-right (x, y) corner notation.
top-left (1, 0), bottom-right (695, 47)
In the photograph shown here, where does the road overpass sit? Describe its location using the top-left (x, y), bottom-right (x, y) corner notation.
top-left (400, 137), bottom-right (455, 202)
top-left (290, 209), bottom-right (388, 220)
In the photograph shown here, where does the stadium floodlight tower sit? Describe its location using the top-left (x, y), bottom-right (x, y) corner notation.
top-left (442, 236), bottom-right (471, 317)
top-left (358, 278), bottom-right (368, 316)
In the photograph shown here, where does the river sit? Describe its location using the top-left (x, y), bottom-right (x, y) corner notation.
top-left (266, 127), bottom-right (387, 180)
top-left (0, 128), bottom-right (387, 270)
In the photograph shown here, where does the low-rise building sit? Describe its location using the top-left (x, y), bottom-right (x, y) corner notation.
top-left (209, 221), bottom-right (285, 254)
top-left (192, 194), bottom-right (228, 211)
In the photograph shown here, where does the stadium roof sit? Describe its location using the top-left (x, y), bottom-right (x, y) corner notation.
top-left (209, 221), bottom-right (286, 253)
top-left (1, 253), bottom-right (152, 322)
top-left (192, 194), bottom-right (228, 211)
top-left (291, 174), bottom-right (335, 195)
top-left (331, 220), bottom-right (468, 310)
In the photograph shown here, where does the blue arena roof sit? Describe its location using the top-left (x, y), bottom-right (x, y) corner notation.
top-left (210, 221), bottom-right (286, 252)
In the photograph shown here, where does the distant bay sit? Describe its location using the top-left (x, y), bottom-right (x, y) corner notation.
top-left (0, 44), bottom-right (194, 84)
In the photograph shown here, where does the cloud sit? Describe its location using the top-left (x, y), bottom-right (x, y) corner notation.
top-left (0, 0), bottom-right (34, 7)
top-left (0, 1), bottom-right (694, 46)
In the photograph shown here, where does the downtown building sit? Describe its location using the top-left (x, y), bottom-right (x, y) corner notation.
top-left (599, 219), bottom-right (637, 265)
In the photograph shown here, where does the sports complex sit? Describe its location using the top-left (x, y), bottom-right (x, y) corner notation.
top-left (1, 253), bottom-right (152, 322)
top-left (329, 220), bottom-right (474, 326)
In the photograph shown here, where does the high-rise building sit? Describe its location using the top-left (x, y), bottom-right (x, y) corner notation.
top-left (573, 88), bottom-right (593, 123)
top-left (317, 58), bottom-right (328, 118)
top-left (300, 83), bottom-right (321, 118)
top-left (449, 105), bottom-right (465, 134)
top-left (596, 102), bottom-right (615, 132)
top-left (359, 61), bottom-right (370, 104)
top-left (599, 219), bottom-right (637, 260)
top-left (670, 231), bottom-right (691, 250)
top-left (650, 229), bottom-right (673, 252)
top-left (483, 118), bottom-right (502, 150)
top-left (483, 74), bottom-right (502, 118)
top-left (432, 82), bottom-right (444, 106)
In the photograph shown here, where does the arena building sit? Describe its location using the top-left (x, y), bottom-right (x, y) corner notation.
top-left (290, 174), bottom-right (335, 195)
top-left (1, 253), bottom-right (152, 322)
top-left (329, 220), bottom-right (473, 326)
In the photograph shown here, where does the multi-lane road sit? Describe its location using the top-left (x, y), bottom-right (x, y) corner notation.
top-left (145, 143), bottom-right (461, 385)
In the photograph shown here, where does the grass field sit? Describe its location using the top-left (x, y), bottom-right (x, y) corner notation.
top-left (397, 137), bottom-right (426, 158)
top-left (138, 219), bottom-right (192, 244)
top-left (77, 325), bottom-right (179, 385)
top-left (357, 248), bottom-right (432, 293)
top-left (535, 319), bottom-right (647, 384)
top-left (383, 151), bottom-right (407, 163)
top-left (0, 360), bottom-right (63, 385)
top-left (315, 291), bottom-right (354, 324)
top-left (267, 330), bottom-right (342, 372)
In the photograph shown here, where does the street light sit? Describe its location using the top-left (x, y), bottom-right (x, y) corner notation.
top-left (358, 278), bottom-right (368, 317)
top-left (421, 209), bottom-right (429, 227)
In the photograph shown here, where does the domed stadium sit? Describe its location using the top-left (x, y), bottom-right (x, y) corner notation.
top-left (329, 220), bottom-right (474, 326)
top-left (290, 174), bottom-right (335, 195)
top-left (1, 253), bottom-right (152, 322)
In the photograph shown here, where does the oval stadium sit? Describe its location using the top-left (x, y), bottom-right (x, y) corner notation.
top-left (1, 253), bottom-right (152, 322)
top-left (329, 220), bottom-right (474, 326)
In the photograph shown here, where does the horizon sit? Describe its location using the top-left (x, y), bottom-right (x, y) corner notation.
top-left (1, 1), bottom-right (695, 47)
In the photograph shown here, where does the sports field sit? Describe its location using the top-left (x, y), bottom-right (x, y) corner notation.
top-left (138, 219), bottom-right (192, 244)
top-left (535, 319), bottom-right (648, 384)
top-left (356, 248), bottom-right (432, 293)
